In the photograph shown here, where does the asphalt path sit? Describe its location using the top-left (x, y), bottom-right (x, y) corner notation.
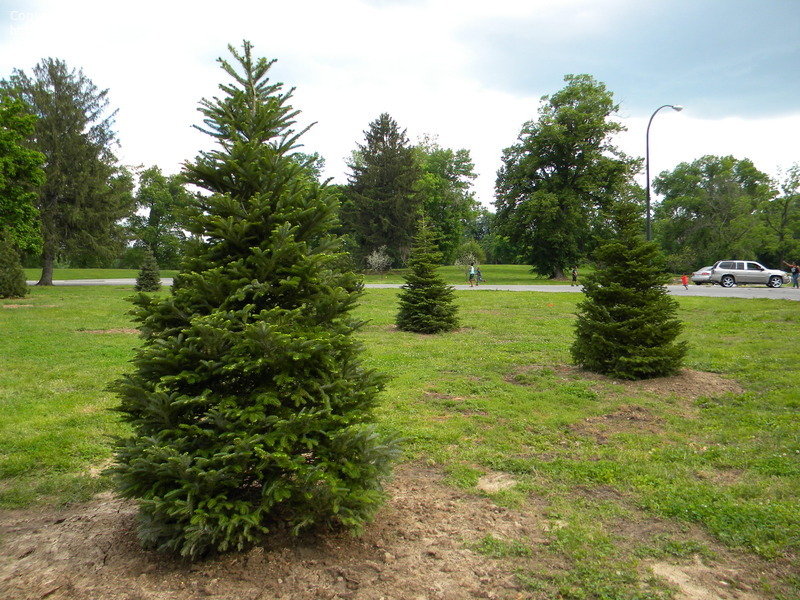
top-left (27, 279), bottom-right (800, 301)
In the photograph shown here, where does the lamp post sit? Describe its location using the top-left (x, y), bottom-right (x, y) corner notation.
top-left (645, 104), bottom-right (683, 240)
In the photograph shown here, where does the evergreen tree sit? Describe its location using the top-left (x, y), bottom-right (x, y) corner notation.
top-left (110, 42), bottom-right (398, 559)
top-left (0, 234), bottom-right (28, 298)
top-left (2, 59), bottom-right (134, 283)
top-left (571, 200), bottom-right (686, 380)
top-left (341, 113), bottom-right (420, 266)
top-left (134, 247), bottom-right (161, 292)
top-left (396, 221), bottom-right (459, 334)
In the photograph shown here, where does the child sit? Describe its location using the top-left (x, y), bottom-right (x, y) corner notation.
top-left (681, 274), bottom-right (689, 290)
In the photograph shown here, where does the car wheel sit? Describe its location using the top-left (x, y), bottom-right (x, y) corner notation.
top-left (720, 275), bottom-right (735, 288)
top-left (768, 275), bottom-right (783, 288)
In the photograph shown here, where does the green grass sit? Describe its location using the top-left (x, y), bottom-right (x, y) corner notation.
top-left (364, 263), bottom-right (588, 285)
top-left (22, 265), bottom-right (574, 285)
top-left (1, 285), bottom-right (798, 597)
top-left (23, 268), bottom-right (179, 280)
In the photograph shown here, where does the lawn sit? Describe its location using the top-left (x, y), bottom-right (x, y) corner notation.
top-left (1, 285), bottom-right (798, 598)
top-left (364, 263), bottom-right (584, 285)
top-left (23, 268), bottom-right (180, 280)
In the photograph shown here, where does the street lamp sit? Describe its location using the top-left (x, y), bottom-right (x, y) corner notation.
top-left (645, 104), bottom-right (683, 240)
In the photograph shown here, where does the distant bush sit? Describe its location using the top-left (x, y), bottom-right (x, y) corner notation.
top-left (0, 236), bottom-right (28, 298)
top-left (134, 248), bottom-right (161, 292)
top-left (366, 246), bottom-right (392, 273)
top-left (454, 240), bottom-right (486, 267)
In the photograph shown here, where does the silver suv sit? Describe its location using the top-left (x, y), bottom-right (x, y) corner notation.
top-left (708, 260), bottom-right (789, 288)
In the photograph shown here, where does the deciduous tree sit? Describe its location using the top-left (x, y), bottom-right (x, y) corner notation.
top-left (758, 164), bottom-right (800, 265)
top-left (412, 136), bottom-right (478, 263)
top-left (128, 166), bottom-right (190, 269)
top-left (495, 74), bottom-right (637, 278)
top-left (653, 155), bottom-right (773, 271)
top-left (0, 94), bottom-right (45, 253)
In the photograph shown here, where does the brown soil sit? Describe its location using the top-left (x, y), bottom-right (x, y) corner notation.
top-left (570, 404), bottom-right (666, 443)
top-left (1, 462), bottom-right (784, 600)
top-left (510, 366), bottom-right (744, 400)
top-left (0, 464), bottom-right (539, 600)
top-left (1, 304), bottom-right (58, 309)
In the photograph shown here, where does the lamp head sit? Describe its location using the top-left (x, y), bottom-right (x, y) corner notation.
top-left (672, 105), bottom-right (684, 112)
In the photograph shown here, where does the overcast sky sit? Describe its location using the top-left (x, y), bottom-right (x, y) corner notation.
top-left (2, 0), bottom-right (799, 207)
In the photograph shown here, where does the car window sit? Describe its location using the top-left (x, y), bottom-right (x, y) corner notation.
top-left (746, 262), bottom-right (762, 271)
top-left (718, 261), bottom-right (735, 269)
top-left (735, 262), bottom-right (745, 270)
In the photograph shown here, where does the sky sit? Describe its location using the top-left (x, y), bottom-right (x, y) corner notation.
top-left (1, 0), bottom-right (799, 207)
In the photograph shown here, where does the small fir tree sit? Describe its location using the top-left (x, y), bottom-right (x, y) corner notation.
top-left (0, 235), bottom-right (28, 298)
top-left (396, 221), bottom-right (459, 333)
top-left (110, 42), bottom-right (399, 559)
top-left (134, 248), bottom-right (161, 292)
top-left (571, 200), bottom-right (687, 379)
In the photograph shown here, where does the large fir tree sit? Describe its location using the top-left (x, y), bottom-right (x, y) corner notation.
top-left (571, 200), bottom-right (686, 380)
top-left (396, 220), bottom-right (459, 334)
top-left (341, 113), bottom-right (421, 266)
top-left (110, 43), bottom-right (398, 559)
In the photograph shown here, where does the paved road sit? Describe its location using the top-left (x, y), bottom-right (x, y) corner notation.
top-left (27, 279), bottom-right (800, 301)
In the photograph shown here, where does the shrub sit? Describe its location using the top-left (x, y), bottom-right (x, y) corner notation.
top-left (454, 240), bottom-right (486, 267)
top-left (110, 43), bottom-right (399, 559)
top-left (571, 201), bottom-right (687, 380)
top-left (396, 221), bottom-right (459, 333)
top-left (0, 235), bottom-right (28, 298)
top-left (134, 248), bottom-right (161, 292)
top-left (365, 245), bottom-right (392, 273)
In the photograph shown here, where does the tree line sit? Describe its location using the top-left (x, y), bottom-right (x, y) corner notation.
top-left (1, 57), bottom-right (799, 295)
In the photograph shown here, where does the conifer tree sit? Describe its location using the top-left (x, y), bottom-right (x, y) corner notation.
top-left (342, 113), bottom-right (421, 266)
top-left (134, 247), bottom-right (161, 292)
top-left (110, 42), bottom-right (398, 559)
top-left (0, 235), bottom-right (28, 298)
top-left (396, 221), bottom-right (459, 334)
top-left (571, 200), bottom-right (686, 380)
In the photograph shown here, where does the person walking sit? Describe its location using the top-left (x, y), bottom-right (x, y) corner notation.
top-left (681, 274), bottom-right (689, 290)
top-left (571, 266), bottom-right (578, 286)
top-left (783, 260), bottom-right (800, 289)
top-left (468, 262), bottom-right (477, 287)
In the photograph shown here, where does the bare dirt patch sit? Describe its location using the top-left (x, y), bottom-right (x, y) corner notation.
top-left (79, 328), bottom-right (139, 334)
top-left (1, 463), bottom-right (789, 599)
top-left (650, 559), bottom-right (764, 600)
top-left (1, 304), bottom-right (59, 309)
top-left (509, 365), bottom-right (743, 400)
top-left (476, 472), bottom-right (518, 494)
top-left (570, 404), bottom-right (665, 443)
top-left (0, 463), bottom-right (544, 600)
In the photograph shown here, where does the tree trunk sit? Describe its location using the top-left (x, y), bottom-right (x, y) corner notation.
top-left (37, 248), bottom-right (54, 286)
top-left (552, 267), bottom-right (565, 280)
